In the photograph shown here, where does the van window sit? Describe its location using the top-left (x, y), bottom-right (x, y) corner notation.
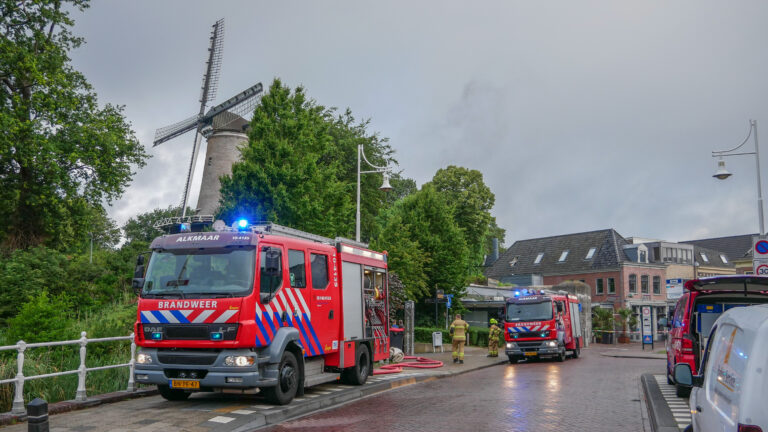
top-left (706, 324), bottom-right (749, 421)
top-left (288, 250), bottom-right (306, 288)
top-left (310, 253), bottom-right (329, 289)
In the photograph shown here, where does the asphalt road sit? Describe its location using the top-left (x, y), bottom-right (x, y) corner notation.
top-left (261, 349), bottom-right (661, 432)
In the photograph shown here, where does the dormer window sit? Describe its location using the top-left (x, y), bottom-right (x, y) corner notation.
top-left (720, 254), bottom-right (728, 264)
top-left (639, 250), bottom-right (647, 263)
top-left (509, 256), bottom-right (519, 267)
top-left (534, 252), bottom-right (544, 264)
top-left (700, 252), bottom-right (709, 263)
top-left (585, 247), bottom-right (596, 259)
top-left (558, 250), bottom-right (569, 262)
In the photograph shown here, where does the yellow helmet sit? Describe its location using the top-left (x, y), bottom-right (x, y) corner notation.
top-left (489, 318), bottom-right (498, 324)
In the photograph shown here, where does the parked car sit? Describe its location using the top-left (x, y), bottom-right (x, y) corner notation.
top-left (665, 275), bottom-right (768, 397)
top-left (674, 304), bottom-right (768, 432)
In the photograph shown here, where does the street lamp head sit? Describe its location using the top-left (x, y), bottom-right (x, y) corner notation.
top-left (713, 159), bottom-right (732, 180)
top-left (379, 171), bottom-right (393, 192)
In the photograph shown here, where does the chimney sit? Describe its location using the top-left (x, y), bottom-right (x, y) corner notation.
top-left (491, 238), bottom-right (499, 264)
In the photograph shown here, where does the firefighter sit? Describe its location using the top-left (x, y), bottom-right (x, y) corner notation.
top-left (449, 313), bottom-right (469, 364)
top-left (487, 318), bottom-right (501, 357)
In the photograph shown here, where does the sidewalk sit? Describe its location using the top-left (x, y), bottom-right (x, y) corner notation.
top-left (387, 345), bottom-right (508, 377)
top-left (595, 342), bottom-right (667, 360)
top-left (1, 346), bottom-right (506, 430)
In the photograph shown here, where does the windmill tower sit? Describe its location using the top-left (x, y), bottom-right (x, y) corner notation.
top-left (153, 18), bottom-right (262, 225)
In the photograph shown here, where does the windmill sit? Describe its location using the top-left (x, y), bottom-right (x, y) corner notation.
top-left (153, 18), bottom-right (263, 227)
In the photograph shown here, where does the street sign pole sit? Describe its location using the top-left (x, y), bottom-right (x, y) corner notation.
top-left (641, 306), bottom-right (653, 350)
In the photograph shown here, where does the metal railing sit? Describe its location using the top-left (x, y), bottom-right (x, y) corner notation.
top-left (0, 332), bottom-right (136, 414)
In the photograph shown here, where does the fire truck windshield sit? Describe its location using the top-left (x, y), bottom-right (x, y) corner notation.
top-left (142, 248), bottom-right (255, 298)
top-left (506, 301), bottom-right (553, 322)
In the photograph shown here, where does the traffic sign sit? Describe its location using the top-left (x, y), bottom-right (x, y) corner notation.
top-left (755, 262), bottom-right (768, 276)
top-left (756, 240), bottom-right (768, 256)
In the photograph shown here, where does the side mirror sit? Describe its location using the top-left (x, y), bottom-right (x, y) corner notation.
top-left (136, 254), bottom-right (145, 266)
top-left (674, 363), bottom-right (703, 388)
top-left (131, 278), bottom-right (144, 296)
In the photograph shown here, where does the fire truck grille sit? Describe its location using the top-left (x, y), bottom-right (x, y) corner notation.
top-left (511, 332), bottom-right (546, 339)
top-left (165, 325), bottom-right (210, 340)
top-left (158, 352), bottom-right (218, 365)
top-left (515, 341), bottom-right (543, 349)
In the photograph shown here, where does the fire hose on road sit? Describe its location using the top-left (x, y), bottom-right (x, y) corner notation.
top-left (373, 356), bottom-right (444, 375)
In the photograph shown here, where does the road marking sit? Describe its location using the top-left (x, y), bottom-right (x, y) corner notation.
top-left (208, 416), bottom-right (235, 424)
top-left (654, 375), bottom-right (691, 430)
top-left (231, 409), bottom-right (257, 415)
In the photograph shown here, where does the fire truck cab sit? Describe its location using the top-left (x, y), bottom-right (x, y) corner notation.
top-left (504, 289), bottom-right (583, 363)
top-left (131, 222), bottom-right (389, 405)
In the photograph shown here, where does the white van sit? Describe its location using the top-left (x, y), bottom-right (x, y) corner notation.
top-left (675, 304), bottom-right (768, 432)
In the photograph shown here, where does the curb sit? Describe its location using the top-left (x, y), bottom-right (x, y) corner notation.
top-left (0, 388), bottom-right (159, 427)
top-left (641, 373), bottom-right (681, 432)
top-left (600, 352), bottom-right (666, 360)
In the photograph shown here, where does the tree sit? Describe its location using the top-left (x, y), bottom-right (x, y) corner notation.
top-left (425, 166), bottom-right (500, 269)
top-left (0, 0), bottom-right (148, 251)
top-left (122, 206), bottom-right (184, 244)
top-left (219, 79), bottom-right (395, 240)
top-left (373, 185), bottom-right (470, 301)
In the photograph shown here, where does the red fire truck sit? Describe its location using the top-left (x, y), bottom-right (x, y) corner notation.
top-left (503, 289), bottom-right (583, 363)
top-left (131, 222), bottom-right (389, 405)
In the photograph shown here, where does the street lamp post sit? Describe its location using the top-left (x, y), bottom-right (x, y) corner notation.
top-left (356, 143), bottom-right (392, 242)
top-left (712, 119), bottom-right (764, 235)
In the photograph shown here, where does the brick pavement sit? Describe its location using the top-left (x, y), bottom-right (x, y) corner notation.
top-left (0, 346), bottom-right (504, 431)
top-left (263, 348), bottom-right (663, 432)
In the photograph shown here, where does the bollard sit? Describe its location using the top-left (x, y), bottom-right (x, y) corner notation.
top-left (26, 398), bottom-right (48, 432)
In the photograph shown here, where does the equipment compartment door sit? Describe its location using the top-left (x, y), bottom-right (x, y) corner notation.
top-left (341, 261), bottom-right (364, 340)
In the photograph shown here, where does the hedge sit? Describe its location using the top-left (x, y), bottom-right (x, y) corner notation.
top-left (414, 326), bottom-right (504, 346)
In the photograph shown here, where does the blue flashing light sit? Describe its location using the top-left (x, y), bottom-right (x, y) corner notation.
top-left (210, 332), bottom-right (223, 341)
top-left (237, 219), bottom-right (248, 229)
top-left (522, 288), bottom-right (528, 295)
top-left (151, 332), bottom-right (163, 340)
top-left (179, 223), bottom-right (191, 233)
top-left (540, 332), bottom-right (548, 338)
top-left (514, 290), bottom-right (520, 297)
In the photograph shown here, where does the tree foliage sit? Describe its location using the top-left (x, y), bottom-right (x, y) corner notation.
top-left (219, 79), bottom-right (396, 240)
top-left (373, 185), bottom-right (469, 301)
top-left (0, 0), bottom-right (148, 251)
top-left (425, 166), bottom-right (497, 268)
top-left (122, 205), bottom-right (183, 244)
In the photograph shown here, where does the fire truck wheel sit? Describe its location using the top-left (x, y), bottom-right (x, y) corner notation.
top-left (264, 351), bottom-right (299, 405)
top-left (556, 349), bottom-right (565, 362)
top-left (342, 345), bottom-right (370, 385)
top-left (571, 339), bottom-right (580, 359)
top-left (158, 385), bottom-right (191, 401)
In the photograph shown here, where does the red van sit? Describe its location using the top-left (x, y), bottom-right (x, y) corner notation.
top-left (665, 275), bottom-right (768, 397)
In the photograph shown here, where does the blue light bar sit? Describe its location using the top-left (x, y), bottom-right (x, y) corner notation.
top-left (237, 219), bottom-right (248, 229)
top-left (514, 290), bottom-right (520, 296)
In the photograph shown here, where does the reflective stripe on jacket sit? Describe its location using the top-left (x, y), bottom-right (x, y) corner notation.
top-left (450, 319), bottom-right (469, 341)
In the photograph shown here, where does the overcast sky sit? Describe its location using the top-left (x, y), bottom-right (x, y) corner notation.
top-left (69, 1), bottom-right (768, 246)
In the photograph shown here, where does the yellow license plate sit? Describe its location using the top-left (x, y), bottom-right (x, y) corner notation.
top-left (170, 380), bottom-right (199, 389)
top-left (524, 351), bottom-right (538, 356)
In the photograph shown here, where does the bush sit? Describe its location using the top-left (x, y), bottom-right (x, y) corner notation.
top-left (1, 291), bottom-right (76, 344)
top-left (414, 326), bottom-right (503, 346)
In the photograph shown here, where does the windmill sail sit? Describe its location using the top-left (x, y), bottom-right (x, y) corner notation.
top-left (179, 18), bottom-right (225, 219)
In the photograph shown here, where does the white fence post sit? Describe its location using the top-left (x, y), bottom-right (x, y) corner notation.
top-left (75, 332), bottom-right (88, 401)
top-left (11, 340), bottom-right (26, 414)
top-left (126, 333), bottom-right (136, 392)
